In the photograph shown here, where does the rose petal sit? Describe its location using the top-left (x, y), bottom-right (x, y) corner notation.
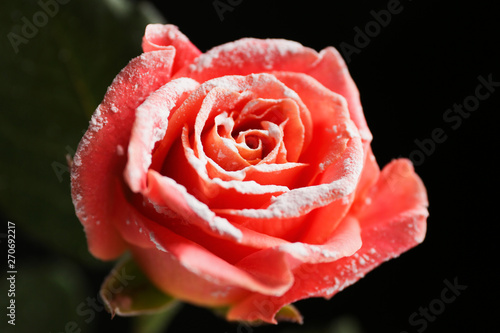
top-left (131, 221), bottom-right (293, 305)
top-left (222, 140), bottom-right (361, 220)
top-left (131, 243), bottom-right (247, 307)
top-left (193, 87), bottom-right (254, 171)
top-left (271, 72), bottom-right (358, 182)
top-left (277, 214), bottom-right (362, 266)
top-left (226, 159), bottom-right (428, 323)
top-left (173, 38), bottom-right (319, 82)
top-left (71, 49), bottom-right (176, 260)
top-left (356, 159), bottom-right (428, 234)
top-left (350, 147), bottom-right (381, 215)
top-left (306, 47), bottom-right (372, 147)
top-left (153, 218), bottom-right (288, 265)
top-left (234, 97), bottom-right (305, 162)
top-left (152, 75), bottom-right (260, 175)
top-left (225, 215), bottom-right (361, 323)
top-left (146, 169), bottom-right (243, 241)
top-left (142, 24), bottom-right (202, 74)
top-left (125, 77), bottom-right (200, 193)
top-left (140, 214), bottom-right (359, 318)
top-left (242, 162), bottom-right (309, 188)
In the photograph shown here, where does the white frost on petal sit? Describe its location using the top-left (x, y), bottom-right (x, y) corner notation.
top-left (149, 232), bottom-right (167, 252)
top-left (188, 38), bottom-right (307, 73)
top-left (156, 175), bottom-right (243, 241)
top-left (212, 178), bottom-right (289, 194)
top-left (232, 179), bottom-right (353, 219)
top-left (279, 242), bottom-right (342, 262)
top-left (125, 78), bottom-right (200, 192)
top-left (221, 137), bottom-right (239, 153)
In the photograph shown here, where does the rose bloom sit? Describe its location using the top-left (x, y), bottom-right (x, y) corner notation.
top-left (71, 24), bottom-right (428, 323)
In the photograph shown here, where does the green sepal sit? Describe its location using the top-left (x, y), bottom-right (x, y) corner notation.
top-left (100, 254), bottom-right (180, 317)
top-left (274, 304), bottom-right (303, 324)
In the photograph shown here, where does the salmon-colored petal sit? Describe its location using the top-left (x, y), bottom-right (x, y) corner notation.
top-left (173, 38), bottom-right (319, 82)
top-left (226, 160), bottom-right (428, 323)
top-left (243, 162), bottom-right (309, 188)
top-left (71, 49), bottom-right (176, 260)
top-left (350, 147), bottom-right (381, 215)
top-left (145, 169), bottom-right (242, 241)
top-left (356, 159), bottom-right (428, 232)
top-left (130, 221), bottom-right (293, 306)
top-left (276, 215), bottom-right (362, 266)
top-left (146, 214), bottom-right (358, 317)
top-left (204, 118), bottom-right (252, 170)
top-left (234, 98), bottom-right (305, 162)
top-left (142, 24), bottom-right (202, 74)
top-left (193, 87), bottom-right (254, 171)
top-left (306, 47), bottom-right (372, 148)
top-left (149, 217), bottom-right (288, 265)
top-left (271, 72), bottom-right (358, 183)
top-left (132, 246), bottom-right (246, 306)
top-left (125, 78), bottom-right (200, 193)
top-left (207, 205), bottom-right (361, 286)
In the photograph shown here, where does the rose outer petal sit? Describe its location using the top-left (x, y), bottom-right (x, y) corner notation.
top-left (142, 24), bottom-right (202, 75)
top-left (226, 159), bottom-right (428, 323)
top-left (306, 47), bottom-right (372, 147)
top-left (129, 220), bottom-right (293, 307)
top-left (127, 194), bottom-right (363, 310)
top-left (124, 77), bottom-right (200, 193)
top-left (173, 38), bottom-right (319, 82)
top-left (71, 49), bottom-right (176, 260)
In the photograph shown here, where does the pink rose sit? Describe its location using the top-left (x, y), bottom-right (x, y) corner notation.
top-left (71, 24), bottom-right (428, 323)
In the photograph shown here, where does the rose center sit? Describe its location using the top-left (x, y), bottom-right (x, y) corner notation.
top-left (245, 135), bottom-right (259, 149)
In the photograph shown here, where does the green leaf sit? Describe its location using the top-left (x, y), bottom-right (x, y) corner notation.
top-left (0, 0), bottom-right (165, 266)
top-left (100, 254), bottom-right (180, 316)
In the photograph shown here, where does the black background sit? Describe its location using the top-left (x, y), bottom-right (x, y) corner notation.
top-left (146, 0), bottom-right (499, 332)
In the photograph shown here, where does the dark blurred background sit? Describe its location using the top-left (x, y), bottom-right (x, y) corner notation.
top-left (1, 0), bottom-right (498, 332)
